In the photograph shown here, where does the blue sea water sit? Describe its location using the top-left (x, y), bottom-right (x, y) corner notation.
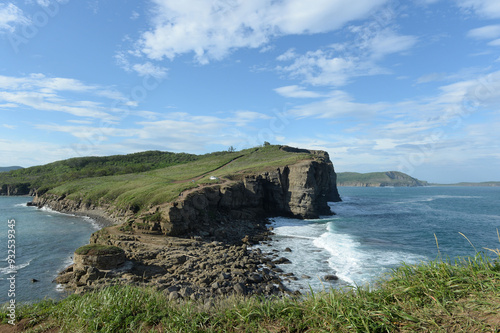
top-left (1, 186), bottom-right (500, 302)
top-left (0, 196), bottom-right (99, 304)
top-left (261, 186), bottom-right (500, 292)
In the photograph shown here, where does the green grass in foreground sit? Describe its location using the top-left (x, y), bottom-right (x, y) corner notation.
top-left (2, 253), bottom-right (499, 332)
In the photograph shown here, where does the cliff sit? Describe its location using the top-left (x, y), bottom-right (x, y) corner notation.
top-left (33, 146), bottom-right (341, 236)
top-left (337, 171), bottom-right (428, 187)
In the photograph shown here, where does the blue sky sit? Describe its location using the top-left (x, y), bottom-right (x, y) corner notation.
top-left (1, 0), bottom-right (500, 183)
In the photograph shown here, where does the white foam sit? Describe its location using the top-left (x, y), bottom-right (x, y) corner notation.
top-left (260, 214), bottom-right (428, 292)
top-left (39, 206), bottom-right (71, 215)
top-left (312, 222), bottom-right (427, 286)
top-left (0, 258), bottom-right (33, 275)
top-left (81, 216), bottom-right (101, 230)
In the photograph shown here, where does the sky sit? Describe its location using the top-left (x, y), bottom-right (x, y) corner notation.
top-left (0, 0), bottom-right (499, 183)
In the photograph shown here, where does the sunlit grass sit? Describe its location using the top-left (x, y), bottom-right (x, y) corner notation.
top-left (47, 145), bottom-right (313, 213)
top-left (2, 248), bottom-right (499, 332)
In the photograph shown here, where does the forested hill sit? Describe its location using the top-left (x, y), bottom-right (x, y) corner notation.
top-left (337, 171), bottom-right (428, 187)
top-left (0, 166), bottom-right (23, 172)
top-left (0, 150), bottom-right (201, 195)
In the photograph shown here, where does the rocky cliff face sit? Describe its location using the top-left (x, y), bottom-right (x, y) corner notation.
top-left (34, 147), bottom-right (341, 236)
top-left (152, 148), bottom-right (340, 236)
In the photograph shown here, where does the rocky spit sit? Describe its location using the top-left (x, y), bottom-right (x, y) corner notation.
top-left (54, 218), bottom-right (308, 301)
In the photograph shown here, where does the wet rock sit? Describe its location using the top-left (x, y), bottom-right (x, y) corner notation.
top-left (323, 275), bottom-right (339, 281)
top-left (273, 257), bottom-right (292, 264)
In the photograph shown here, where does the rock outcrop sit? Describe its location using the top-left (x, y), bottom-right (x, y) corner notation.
top-left (34, 147), bottom-right (341, 237)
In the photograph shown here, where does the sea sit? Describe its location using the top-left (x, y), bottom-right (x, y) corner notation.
top-left (1, 186), bottom-right (500, 303)
top-left (0, 196), bottom-right (100, 304)
top-left (260, 186), bottom-right (500, 292)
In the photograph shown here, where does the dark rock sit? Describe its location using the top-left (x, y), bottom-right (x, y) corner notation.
top-left (324, 275), bottom-right (339, 281)
top-left (284, 247), bottom-right (292, 252)
top-left (247, 273), bottom-right (263, 284)
top-left (168, 291), bottom-right (180, 301)
top-left (273, 257), bottom-right (292, 264)
top-left (233, 283), bottom-right (247, 295)
top-left (31, 279), bottom-right (38, 283)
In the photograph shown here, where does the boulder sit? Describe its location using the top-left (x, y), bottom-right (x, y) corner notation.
top-left (74, 244), bottom-right (125, 270)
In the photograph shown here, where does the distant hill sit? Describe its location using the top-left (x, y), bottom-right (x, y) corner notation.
top-left (0, 166), bottom-right (23, 172)
top-left (432, 181), bottom-right (500, 187)
top-left (337, 171), bottom-right (428, 187)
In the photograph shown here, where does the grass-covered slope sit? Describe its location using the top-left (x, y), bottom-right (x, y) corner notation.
top-left (0, 150), bottom-right (199, 195)
top-left (2, 253), bottom-right (499, 332)
top-left (337, 171), bottom-right (428, 187)
top-left (46, 146), bottom-right (312, 213)
top-left (3, 146), bottom-right (314, 213)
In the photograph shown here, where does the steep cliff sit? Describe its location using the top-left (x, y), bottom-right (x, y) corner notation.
top-left (156, 151), bottom-right (340, 235)
top-left (34, 146), bottom-right (341, 236)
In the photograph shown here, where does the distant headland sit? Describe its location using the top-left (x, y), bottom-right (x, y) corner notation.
top-left (336, 171), bottom-right (428, 187)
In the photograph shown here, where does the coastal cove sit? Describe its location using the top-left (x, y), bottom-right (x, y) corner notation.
top-left (0, 196), bottom-right (101, 303)
top-left (2, 186), bottom-right (499, 303)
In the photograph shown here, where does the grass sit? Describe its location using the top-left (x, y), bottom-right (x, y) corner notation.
top-left (46, 145), bottom-right (314, 213)
top-left (74, 244), bottom-right (124, 256)
top-left (2, 251), bottom-right (499, 332)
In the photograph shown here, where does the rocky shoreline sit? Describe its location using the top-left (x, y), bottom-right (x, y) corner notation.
top-left (52, 213), bottom-right (308, 301)
top-left (29, 147), bottom-right (342, 301)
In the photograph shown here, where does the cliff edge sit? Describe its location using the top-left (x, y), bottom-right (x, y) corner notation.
top-left (33, 146), bottom-right (341, 236)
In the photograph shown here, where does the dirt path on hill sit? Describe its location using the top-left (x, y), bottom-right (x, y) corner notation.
top-left (172, 155), bottom-right (245, 198)
top-left (173, 154), bottom-right (244, 185)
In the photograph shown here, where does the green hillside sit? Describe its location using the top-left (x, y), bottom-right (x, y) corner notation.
top-left (0, 145), bottom-right (314, 212)
top-left (0, 150), bottom-right (203, 195)
top-left (337, 171), bottom-right (428, 187)
top-left (0, 166), bottom-right (23, 172)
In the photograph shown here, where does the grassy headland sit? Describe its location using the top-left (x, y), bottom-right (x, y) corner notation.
top-left (2, 252), bottom-right (499, 332)
top-left (337, 171), bottom-right (428, 187)
top-left (0, 145), bottom-right (313, 213)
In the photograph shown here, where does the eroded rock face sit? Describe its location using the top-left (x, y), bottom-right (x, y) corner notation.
top-left (159, 148), bottom-right (341, 235)
top-left (74, 251), bottom-right (125, 270)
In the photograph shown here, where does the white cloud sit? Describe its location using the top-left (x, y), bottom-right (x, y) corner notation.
top-left (0, 74), bottom-right (135, 120)
top-left (368, 29), bottom-right (417, 59)
top-left (467, 25), bottom-right (500, 39)
top-left (132, 62), bottom-right (168, 79)
top-left (488, 38), bottom-right (500, 46)
top-left (138, 0), bottom-right (387, 64)
top-left (287, 90), bottom-right (387, 118)
top-left (276, 25), bottom-right (416, 87)
top-left (130, 11), bottom-right (140, 20)
top-left (457, 0), bottom-right (500, 18)
top-left (274, 85), bottom-right (323, 98)
top-left (0, 3), bottom-right (29, 33)
top-left (36, 0), bottom-right (51, 7)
